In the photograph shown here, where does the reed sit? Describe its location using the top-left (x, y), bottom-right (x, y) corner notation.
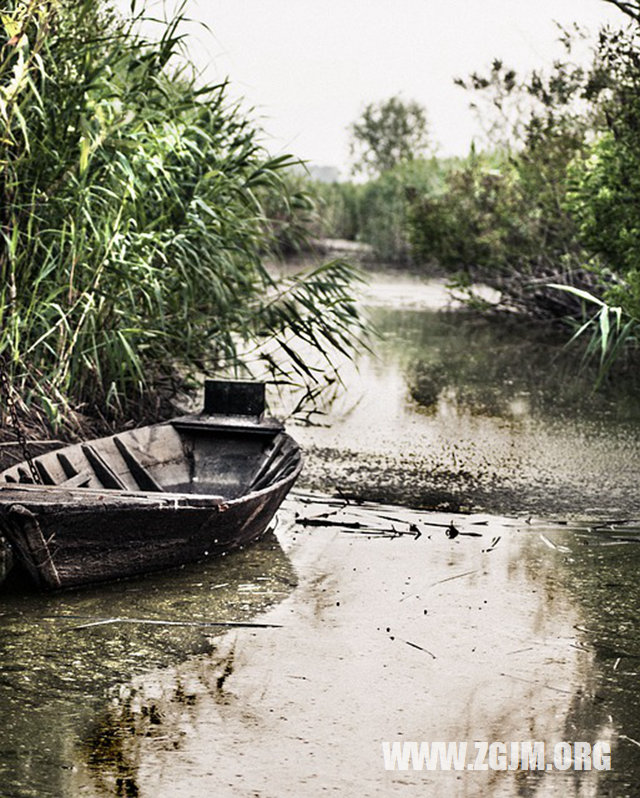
top-left (0, 1), bottom-right (367, 431)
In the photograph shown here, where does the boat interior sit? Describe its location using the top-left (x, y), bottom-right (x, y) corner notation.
top-left (0, 418), bottom-right (301, 500)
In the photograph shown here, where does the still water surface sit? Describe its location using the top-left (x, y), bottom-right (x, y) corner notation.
top-left (295, 273), bottom-right (640, 518)
top-left (1, 273), bottom-right (640, 796)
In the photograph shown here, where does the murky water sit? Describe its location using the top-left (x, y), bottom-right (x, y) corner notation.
top-left (0, 532), bottom-right (296, 797)
top-left (2, 272), bottom-right (640, 797)
top-left (293, 273), bottom-right (640, 519)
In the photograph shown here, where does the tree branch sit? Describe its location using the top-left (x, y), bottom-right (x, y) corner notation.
top-left (602, 0), bottom-right (640, 23)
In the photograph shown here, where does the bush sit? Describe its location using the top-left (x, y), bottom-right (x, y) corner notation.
top-left (310, 158), bottom-right (446, 265)
top-left (406, 52), bottom-right (604, 317)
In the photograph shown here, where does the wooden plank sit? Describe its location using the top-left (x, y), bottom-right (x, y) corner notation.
top-left (34, 459), bottom-right (55, 485)
top-left (60, 471), bottom-right (91, 489)
top-left (6, 503), bottom-right (61, 589)
top-left (251, 449), bottom-right (300, 492)
top-left (81, 444), bottom-right (127, 490)
top-left (114, 437), bottom-right (164, 492)
top-left (249, 436), bottom-right (287, 490)
top-left (172, 416), bottom-right (282, 436)
top-left (0, 483), bottom-right (229, 509)
top-left (17, 467), bottom-right (33, 484)
top-left (56, 452), bottom-right (78, 479)
top-left (204, 379), bottom-right (265, 416)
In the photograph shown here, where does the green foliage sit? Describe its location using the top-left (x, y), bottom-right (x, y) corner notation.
top-left (312, 180), bottom-right (362, 242)
top-left (566, 133), bottom-right (640, 279)
top-left (310, 158), bottom-right (447, 265)
top-left (407, 45), bottom-right (605, 317)
top-left (0, 0), bottom-right (367, 428)
top-left (256, 166), bottom-right (320, 258)
top-left (408, 151), bottom-right (519, 273)
top-left (412, 13), bottom-right (640, 373)
top-left (549, 22), bottom-right (640, 372)
top-left (356, 158), bottom-right (444, 264)
top-left (349, 95), bottom-right (430, 178)
top-left (547, 284), bottom-right (636, 386)
top-left (564, 26), bottom-right (640, 316)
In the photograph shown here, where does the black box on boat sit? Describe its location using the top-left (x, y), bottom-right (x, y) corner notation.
top-left (204, 380), bottom-right (265, 417)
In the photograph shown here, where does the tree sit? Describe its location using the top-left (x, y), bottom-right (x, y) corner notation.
top-left (349, 96), bottom-right (430, 177)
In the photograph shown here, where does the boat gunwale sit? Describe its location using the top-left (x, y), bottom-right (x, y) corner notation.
top-left (0, 442), bottom-right (303, 512)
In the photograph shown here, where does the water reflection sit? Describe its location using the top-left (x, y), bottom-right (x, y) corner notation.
top-left (0, 530), bottom-right (296, 798)
top-left (292, 298), bottom-right (640, 518)
top-left (67, 502), bottom-right (640, 797)
top-left (524, 522), bottom-right (640, 797)
top-left (393, 308), bottom-right (640, 422)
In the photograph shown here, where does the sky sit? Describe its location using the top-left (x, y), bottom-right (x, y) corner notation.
top-left (130, 0), bottom-right (625, 176)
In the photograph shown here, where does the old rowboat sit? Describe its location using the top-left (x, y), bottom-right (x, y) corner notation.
top-left (0, 381), bottom-right (302, 590)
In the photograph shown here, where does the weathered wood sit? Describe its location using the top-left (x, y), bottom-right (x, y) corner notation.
top-left (249, 436), bottom-right (292, 491)
top-left (204, 379), bottom-right (265, 417)
top-left (34, 459), bottom-right (55, 485)
top-left (81, 443), bottom-right (127, 490)
top-left (172, 414), bottom-right (282, 436)
top-left (59, 471), bottom-right (91, 489)
top-left (56, 452), bottom-right (78, 479)
top-left (17, 467), bottom-right (33, 484)
top-left (6, 503), bottom-right (61, 589)
top-left (114, 436), bottom-right (163, 492)
top-left (0, 412), bottom-right (302, 590)
top-left (251, 446), bottom-right (299, 492)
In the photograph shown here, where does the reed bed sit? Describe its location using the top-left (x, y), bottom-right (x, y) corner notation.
top-left (0, 0), bottom-right (366, 433)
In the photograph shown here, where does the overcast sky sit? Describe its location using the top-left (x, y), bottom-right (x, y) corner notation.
top-left (134, 1), bottom-right (625, 176)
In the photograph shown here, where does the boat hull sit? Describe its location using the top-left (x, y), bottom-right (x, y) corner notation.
top-left (0, 415), bottom-right (302, 590)
top-left (1, 477), bottom-right (296, 590)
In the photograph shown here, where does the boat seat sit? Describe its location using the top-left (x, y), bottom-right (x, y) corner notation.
top-left (59, 471), bottom-right (92, 488)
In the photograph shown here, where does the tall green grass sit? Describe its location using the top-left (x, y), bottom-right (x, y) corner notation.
top-left (0, 1), bottom-right (366, 430)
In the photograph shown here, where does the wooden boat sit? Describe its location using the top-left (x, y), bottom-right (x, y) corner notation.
top-left (0, 381), bottom-right (302, 590)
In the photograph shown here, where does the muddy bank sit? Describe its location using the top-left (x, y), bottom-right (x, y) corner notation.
top-left (284, 276), bottom-right (640, 519)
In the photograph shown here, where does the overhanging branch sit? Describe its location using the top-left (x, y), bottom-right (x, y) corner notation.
top-left (602, 0), bottom-right (640, 23)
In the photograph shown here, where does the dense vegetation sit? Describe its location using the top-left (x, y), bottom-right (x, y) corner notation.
top-left (302, 3), bottom-right (640, 377)
top-left (0, 0), bottom-right (366, 433)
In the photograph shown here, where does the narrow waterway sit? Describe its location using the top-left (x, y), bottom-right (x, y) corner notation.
top-left (293, 272), bottom-right (640, 518)
top-left (2, 272), bottom-right (640, 797)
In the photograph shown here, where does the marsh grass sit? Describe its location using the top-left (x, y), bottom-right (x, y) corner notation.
top-left (0, 0), bottom-right (367, 433)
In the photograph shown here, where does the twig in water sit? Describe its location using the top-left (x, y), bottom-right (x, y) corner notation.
top-left (619, 734), bottom-right (640, 749)
top-left (63, 616), bottom-right (282, 631)
top-left (539, 533), bottom-right (557, 550)
top-left (500, 672), bottom-right (573, 695)
top-left (430, 569), bottom-right (478, 587)
top-left (404, 639), bottom-right (437, 659)
top-left (538, 534), bottom-right (570, 552)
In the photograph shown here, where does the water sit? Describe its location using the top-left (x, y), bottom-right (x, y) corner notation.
top-left (2, 272), bottom-right (640, 796)
top-left (0, 533), bottom-right (296, 797)
top-left (293, 274), bottom-right (640, 518)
